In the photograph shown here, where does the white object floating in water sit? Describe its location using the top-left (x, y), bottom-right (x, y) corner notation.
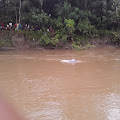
top-left (60, 59), bottom-right (81, 64)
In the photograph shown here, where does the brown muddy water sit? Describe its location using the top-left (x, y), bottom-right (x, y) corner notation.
top-left (0, 48), bottom-right (120, 120)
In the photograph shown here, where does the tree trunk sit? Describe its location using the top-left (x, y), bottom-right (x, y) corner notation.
top-left (84, 0), bottom-right (88, 10)
top-left (19, 0), bottom-right (22, 23)
top-left (15, 3), bottom-right (18, 24)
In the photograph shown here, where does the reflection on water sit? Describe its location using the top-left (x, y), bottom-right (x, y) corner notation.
top-left (0, 48), bottom-right (120, 120)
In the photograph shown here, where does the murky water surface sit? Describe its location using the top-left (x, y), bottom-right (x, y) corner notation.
top-left (0, 48), bottom-right (120, 120)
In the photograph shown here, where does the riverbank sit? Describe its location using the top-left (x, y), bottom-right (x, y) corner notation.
top-left (0, 30), bottom-right (119, 51)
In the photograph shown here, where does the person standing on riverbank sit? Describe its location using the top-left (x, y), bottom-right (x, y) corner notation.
top-left (7, 24), bottom-right (9, 30)
top-left (17, 23), bottom-right (19, 30)
top-left (1, 22), bottom-right (4, 29)
top-left (9, 23), bottom-right (12, 30)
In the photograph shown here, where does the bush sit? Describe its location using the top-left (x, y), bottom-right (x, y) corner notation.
top-left (77, 19), bottom-right (97, 37)
top-left (51, 34), bottom-right (60, 45)
top-left (61, 34), bottom-right (69, 43)
top-left (53, 17), bottom-right (64, 29)
top-left (65, 19), bottom-right (75, 34)
top-left (40, 33), bottom-right (50, 45)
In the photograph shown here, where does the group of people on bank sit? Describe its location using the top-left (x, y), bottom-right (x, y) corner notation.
top-left (0, 22), bottom-right (55, 33)
top-left (0, 22), bottom-right (28, 31)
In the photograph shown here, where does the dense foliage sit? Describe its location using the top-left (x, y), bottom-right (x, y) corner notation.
top-left (0, 0), bottom-right (120, 49)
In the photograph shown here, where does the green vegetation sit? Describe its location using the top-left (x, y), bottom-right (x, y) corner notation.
top-left (0, 0), bottom-right (120, 49)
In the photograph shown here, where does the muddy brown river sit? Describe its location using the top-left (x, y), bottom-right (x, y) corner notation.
top-left (0, 47), bottom-right (120, 120)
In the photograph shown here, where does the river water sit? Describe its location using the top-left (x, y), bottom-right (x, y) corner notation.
top-left (0, 47), bottom-right (120, 120)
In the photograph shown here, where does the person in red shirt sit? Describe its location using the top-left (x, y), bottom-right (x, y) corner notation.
top-left (15, 23), bottom-right (17, 28)
top-left (1, 23), bottom-right (4, 29)
top-left (1, 23), bottom-right (4, 27)
top-left (52, 29), bottom-right (55, 35)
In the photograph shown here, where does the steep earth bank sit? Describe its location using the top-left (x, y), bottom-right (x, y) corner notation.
top-left (0, 30), bottom-right (119, 50)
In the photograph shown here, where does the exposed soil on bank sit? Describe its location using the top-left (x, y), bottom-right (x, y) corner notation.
top-left (0, 30), bottom-right (119, 51)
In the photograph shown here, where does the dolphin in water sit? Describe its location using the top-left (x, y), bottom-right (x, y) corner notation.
top-left (60, 59), bottom-right (81, 64)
